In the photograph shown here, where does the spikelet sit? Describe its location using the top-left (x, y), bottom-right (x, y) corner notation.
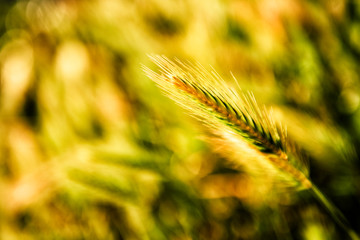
top-left (143, 55), bottom-right (311, 191)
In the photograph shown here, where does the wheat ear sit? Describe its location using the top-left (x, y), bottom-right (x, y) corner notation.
top-left (144, 55), bottom-right (310, 189)
top-left (143, 55), bottom-right (359, 240)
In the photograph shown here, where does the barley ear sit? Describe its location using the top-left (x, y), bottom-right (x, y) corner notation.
top-left (143, 55), bottom-right (310, 190)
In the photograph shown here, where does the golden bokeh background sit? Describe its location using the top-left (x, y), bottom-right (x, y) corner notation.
top-left (0, 0), bottom-right (360, 239)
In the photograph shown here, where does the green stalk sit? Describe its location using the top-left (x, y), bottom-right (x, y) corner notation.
top-left (310, 185), bottom-right (359, 240)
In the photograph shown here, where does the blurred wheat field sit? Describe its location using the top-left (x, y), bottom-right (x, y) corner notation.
top-left (0, 0), bottom-right (360, 239)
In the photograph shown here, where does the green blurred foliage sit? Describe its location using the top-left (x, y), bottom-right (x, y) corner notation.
top-left (0, 0), bottom-right (359, 239)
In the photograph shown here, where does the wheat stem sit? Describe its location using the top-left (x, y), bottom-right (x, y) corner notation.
top-left (311, 185), bottom-right (360, 240)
